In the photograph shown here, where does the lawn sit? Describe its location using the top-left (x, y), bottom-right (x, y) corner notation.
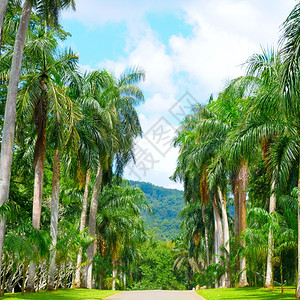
top-left (2, 289), bottom-right (119, 299)
top-left (196, 287), bottom-right (296, 299)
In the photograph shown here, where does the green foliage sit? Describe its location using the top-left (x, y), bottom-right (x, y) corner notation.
top-left (196, 263), bottom-right (224, 287)
top-left (248, 160), bottom-right (271, 208)
top-left (132, 239), bottom-right (182, 290)
top-left (129, 180), bottom-right (184, 240)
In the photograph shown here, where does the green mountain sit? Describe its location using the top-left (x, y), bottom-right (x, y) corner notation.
top-left (129, 180), bottom-right (184, 240)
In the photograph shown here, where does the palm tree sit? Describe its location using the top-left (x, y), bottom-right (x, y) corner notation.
top-left (0, 0), bottom-right (32, 278)
top-left (14, 24), bottom-right (79, 291)
top-left (46, 60), bottom-right (81, 291)
top-left (82, 68), bottom-right (145, 289)
top-left (62, 72), bottom-right (102, 288)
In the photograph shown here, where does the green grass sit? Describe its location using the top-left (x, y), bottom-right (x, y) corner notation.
top-left (2, 289), bottom-right (120, 299)
top-left (196, 287), bottom-right (296, 299)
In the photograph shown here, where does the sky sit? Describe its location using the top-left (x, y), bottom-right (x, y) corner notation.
top-left (61, 0), bottom-right (296, 190)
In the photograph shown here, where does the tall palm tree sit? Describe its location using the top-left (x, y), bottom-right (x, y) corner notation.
top-left (0, 0), bottom-right (32, 278)
top-left (46, 59), bottom-right (81, 291)
top-left (14, 25), bottom-right (79, 291)
top-left (82, 68), bottom-right (145, 289)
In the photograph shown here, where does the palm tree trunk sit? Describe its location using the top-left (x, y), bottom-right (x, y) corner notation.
top-left (0, 0), bottom-right (32, 280)
top-left (64, 261), bottom-right (67, 289)
top-left (0, 0), bottom-right (8, 51)
top-left (218, 187), bottom-right (231, 288)
top-left (21, 263), bottom-right (28, 295)
top-left (92, 228), bottom-right (97, 289)
top-left (238, 162), bottom-right (249, 287)
top-left (98, 273), bottom-right (103, 290)
top-left (123, 269), bottom-right (126, 290)
top-left (233, 176), bottom-right (240, 238)
top-left (212, 194), bottom-right (224, 288)
top-left (56, 260), bottom-right (61, 290)
top-left (48, 150), bottom-right (61, 291)
top-left (296, 162), bottom-right (300, 298)
top-left (112, 258), bottom-right (117, 291)
top-left (36, 264), bottom-right (40, 292)
top-left (1, 257), bottom-right (7, 295)
top-left (27, 81), bottom-right (48, 292)
top-left (202, 203), bottom-right (210, 267)
top-left (85, 163), bottom-right (102, 289)
top-left (280, 256), bottom-right (284, 294)
top-left (187, 264), bottom-right (191, 290)
top-left (74, 169), bottom-right (91, 288)
top-left (265, 181), bottom-right (276, 288)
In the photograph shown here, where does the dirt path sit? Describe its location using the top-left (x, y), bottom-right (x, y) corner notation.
top-left (105, 290), bottom-right (205, 300)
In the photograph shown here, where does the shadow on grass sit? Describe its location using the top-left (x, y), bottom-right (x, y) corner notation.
top-left (2, 289), bottom-right (119, 300)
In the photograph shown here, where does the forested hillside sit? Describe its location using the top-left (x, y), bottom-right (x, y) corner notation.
top-left (129, 181), bottom-right (184, 239)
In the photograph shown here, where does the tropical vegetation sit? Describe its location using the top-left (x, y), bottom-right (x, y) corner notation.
top-left (171, 1), bottom-right (300, 297)
top-left (1, 0), bottom-right (300, 298)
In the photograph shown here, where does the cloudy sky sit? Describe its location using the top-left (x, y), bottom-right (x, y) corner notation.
top-left (61, 0), bottom-right (296, 190)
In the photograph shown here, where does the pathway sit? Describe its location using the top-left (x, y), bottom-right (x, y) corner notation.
top-left (106, 290), bottom-right (205, 300)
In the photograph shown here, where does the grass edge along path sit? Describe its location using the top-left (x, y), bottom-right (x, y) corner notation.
top-left (2, 289), bottom-right (120, 299)
top-left (196, 287), bottom-right (296, 299)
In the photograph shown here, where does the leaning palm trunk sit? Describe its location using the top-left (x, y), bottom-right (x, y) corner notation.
top-left (48, 150), bottom-right (61, 291)
top-left (84, 163), bottom-right (102, 289)
top-left (218, 187), bottom-right (231, 288)
top-left (26, 84), bottom-right (48, 292)
top-left (0, 0), bottom-right (8, 51)
top-left (0, 0), bottom-right (32, 279)
top-left (212, 194), bottom-right (224, 288)
top-left (296, 162), bottom-right (300, 298)
top-left (202, 203), bottom-right (210, 267)
top-left (74, 169), bottom-right (91, 288)
top-left (264, 181), bottom-right (276, 288)
top-left (238, 162), bottom-right (248, 287)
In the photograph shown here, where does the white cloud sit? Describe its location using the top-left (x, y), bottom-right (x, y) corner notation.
top-left (79, 64), bottom-right (95, 74)
top-left (97, 28), bottom-right (177, 98)
top-left (140, 94), bottom-right (177, 116)
top-left (62, 0), bottom-right (184, 27)
top-left (127, 33), bottom-right (176, 97)
top-left (169, 0), bottom-right (296, 95)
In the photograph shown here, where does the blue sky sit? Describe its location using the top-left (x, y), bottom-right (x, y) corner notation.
top-left (61, 0), bottom-right (296, 189)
